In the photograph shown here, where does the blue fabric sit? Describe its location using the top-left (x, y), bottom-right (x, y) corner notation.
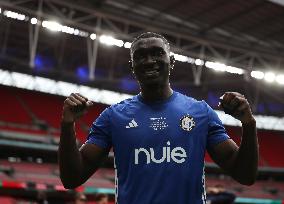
top-left (86, 91), bottom-right (230, 204)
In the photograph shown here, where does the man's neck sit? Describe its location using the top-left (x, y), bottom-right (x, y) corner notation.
top-left (140, 83), bottom-right (173, 103)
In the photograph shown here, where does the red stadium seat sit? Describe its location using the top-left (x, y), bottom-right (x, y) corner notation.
top-left (0, 86), bottom-right (32, 124)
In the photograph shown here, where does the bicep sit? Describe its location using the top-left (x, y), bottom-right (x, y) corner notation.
top-left (79, 143), bottom-right (110, 183)
top-left (207, 139), bottom-right (239, 172)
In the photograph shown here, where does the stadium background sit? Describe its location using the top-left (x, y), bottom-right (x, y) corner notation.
top-left (0, 0), bottom-right (283, 203)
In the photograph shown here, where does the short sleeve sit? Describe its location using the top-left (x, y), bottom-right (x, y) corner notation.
top-left (205, 102), bottom-right (230, 149)
top-left (85, 108), bottom-right (112, 149)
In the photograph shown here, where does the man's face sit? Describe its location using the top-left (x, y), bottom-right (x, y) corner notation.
top-left (75, 195), bottom-right (87, 204)
top-left (131, 37), bottom-right (172, 86)
top-left (97, 197), bottom-right (108, 204)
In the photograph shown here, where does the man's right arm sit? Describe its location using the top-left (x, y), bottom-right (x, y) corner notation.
top-left (58, 93), bottom-right (109, 189)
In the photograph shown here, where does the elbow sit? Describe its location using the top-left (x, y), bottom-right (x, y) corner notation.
top-left (237, 176), bottom-right (256, 186)
top-left (60, 175), bottom-right (81, 189)
top-left (239, 179), bottom-right (255, 186)
top-left (62, 182), bottom-right (79, 189)
top-left (61, 179), bottom-right (80, 189)
top-left (232, 172), bottom-right (257, 186)
top-left (231, 167), bottom-right (258, 186)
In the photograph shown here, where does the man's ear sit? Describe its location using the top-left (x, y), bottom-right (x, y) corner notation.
top-left (170, 55), bottom-right (175, 69)
top-left (129, 60), bottom-right (134, 73)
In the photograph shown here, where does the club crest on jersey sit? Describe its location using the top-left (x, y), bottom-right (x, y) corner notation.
top-left (180, 115), bottom-right (195, 131)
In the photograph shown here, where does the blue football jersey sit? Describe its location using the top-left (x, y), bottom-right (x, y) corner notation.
top-left (86, 91), bottom-right (230, 204)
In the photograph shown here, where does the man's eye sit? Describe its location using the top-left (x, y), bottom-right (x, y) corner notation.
top-left (154, 50), bottom-right (164, 56)
top-left (134, 54), bottom-right (143, 60)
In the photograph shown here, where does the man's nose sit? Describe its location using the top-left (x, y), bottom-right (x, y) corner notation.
top-left (143, 54), bottom-right (156, 64)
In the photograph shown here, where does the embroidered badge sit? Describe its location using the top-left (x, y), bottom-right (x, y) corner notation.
top-left (180, 115), bottom-right (195, 131)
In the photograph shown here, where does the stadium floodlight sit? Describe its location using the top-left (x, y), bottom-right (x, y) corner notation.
top-left (251, 70), bottom-right (264, 79)
top-left (41, 20), bottom-right (87, 37)
top-left (205, 61), bottom-right (214, 69)
top-left (61, 25), bottom-right (75, 34)
top-left (42, 20), bottom-right (62, 32)
top-left (124, 42), bottom-right (132, 49)
top-left (99, 35), bottom-right (124, 47)
top-left (30, 17), bottom-right (38, 25)
top-left (74, 29), bottom-right (79, 35)
top-left (264, 72), bottom-right (276, 83)
top-left (214, 62), bottom-right (226, 72)
top-left (276, 74), bottom-right (284, 85)
top-left (3, 10), bottom-right (26, 21)
top-left (78, 31), bottom-right (89, 37)
top-left (225, 66), bottom-right (244, 75)
top-left (170, 52), bottom-right (188, 62)
top-left (194, 59), bottom-right (204, 66)
top-left (205, 61), bottom-right (226, 72)
top-left (187, 57), bottom-right (195, 64)
top-left (90, 33), bottom-right (97, 40)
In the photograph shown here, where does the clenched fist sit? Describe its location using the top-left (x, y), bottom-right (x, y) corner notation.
top-left (219, 92), bottom-right (255, 124)
top-left (62, 93), bottom-right (93, 123)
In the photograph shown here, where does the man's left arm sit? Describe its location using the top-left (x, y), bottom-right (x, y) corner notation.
top-left (208, 92), bottom-right (258, 186)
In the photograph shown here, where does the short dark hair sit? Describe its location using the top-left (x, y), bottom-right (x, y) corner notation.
top-left (130, 32), bottom-right (170, 55)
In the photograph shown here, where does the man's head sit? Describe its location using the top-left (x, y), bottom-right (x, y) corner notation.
top-left (95, 193), bottom-right (108, 204)
top-left (129, 32), bottom-right (175, 87)
top-left (130, 32), bottom-right (170, 57)
top-left (75, 192), bottom-right (87, 204)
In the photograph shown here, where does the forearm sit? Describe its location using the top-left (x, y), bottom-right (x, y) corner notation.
top-left (231, 119), bottom-right (258, 185)
top-left (58, 122), bottom-right (83, 188)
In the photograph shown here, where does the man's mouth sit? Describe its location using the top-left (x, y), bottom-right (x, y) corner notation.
top-left (144, 70), bottom-right (159, 76)
top-left (142, 65), bottom-right (160, 77)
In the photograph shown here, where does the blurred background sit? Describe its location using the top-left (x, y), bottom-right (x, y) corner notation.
top-left (0, 0), bottom-right (283, 203)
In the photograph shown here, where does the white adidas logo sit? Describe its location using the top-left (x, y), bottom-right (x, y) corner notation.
top-left (126, 119), bottom-right (138, 128)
